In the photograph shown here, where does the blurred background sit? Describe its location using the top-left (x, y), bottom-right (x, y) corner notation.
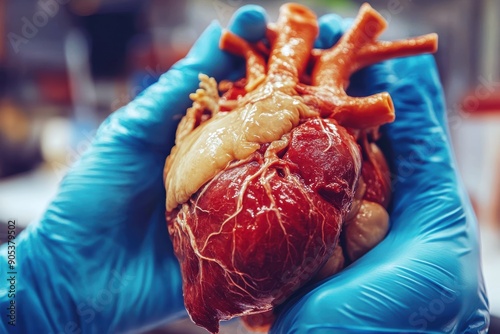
top-left (0, 0), bottom-right (499, 332)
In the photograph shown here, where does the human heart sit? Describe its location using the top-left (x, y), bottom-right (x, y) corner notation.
top-left (164, 3), bottom-right (437, 333)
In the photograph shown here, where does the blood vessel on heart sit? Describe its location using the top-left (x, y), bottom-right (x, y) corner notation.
top-left (163, 3), bottom-right (437, 333)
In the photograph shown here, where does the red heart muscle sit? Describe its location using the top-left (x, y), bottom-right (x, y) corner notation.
top-left (164, 3), bottom-right (437, 333)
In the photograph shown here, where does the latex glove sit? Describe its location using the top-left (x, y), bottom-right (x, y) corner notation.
top-left (271, 14), bottom-right (490, 334)
top-left (0, 6), bottom-right (267, 334)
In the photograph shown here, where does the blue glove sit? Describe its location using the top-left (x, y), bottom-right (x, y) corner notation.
top-left (0, 6), bottom-right (267, 334)
top-left (271, 14), bottom-right (490, 334)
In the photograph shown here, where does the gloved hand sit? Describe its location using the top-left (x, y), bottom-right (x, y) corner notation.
top-left (271, 14), bottom-right (490, 334)
top-left (0, 6), bottom-right (268, 334)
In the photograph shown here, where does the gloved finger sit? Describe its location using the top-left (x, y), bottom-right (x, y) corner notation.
top-left (225, 5), bottom-right (268, 81)
top-left (314, 14), bottom-right (344, 49)
top-left (228, 5), bottom-right (268, 42)
top-left (314, 15), bottom-right (356, 49)
top-left (97, 5), bottom-right (268, 152)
